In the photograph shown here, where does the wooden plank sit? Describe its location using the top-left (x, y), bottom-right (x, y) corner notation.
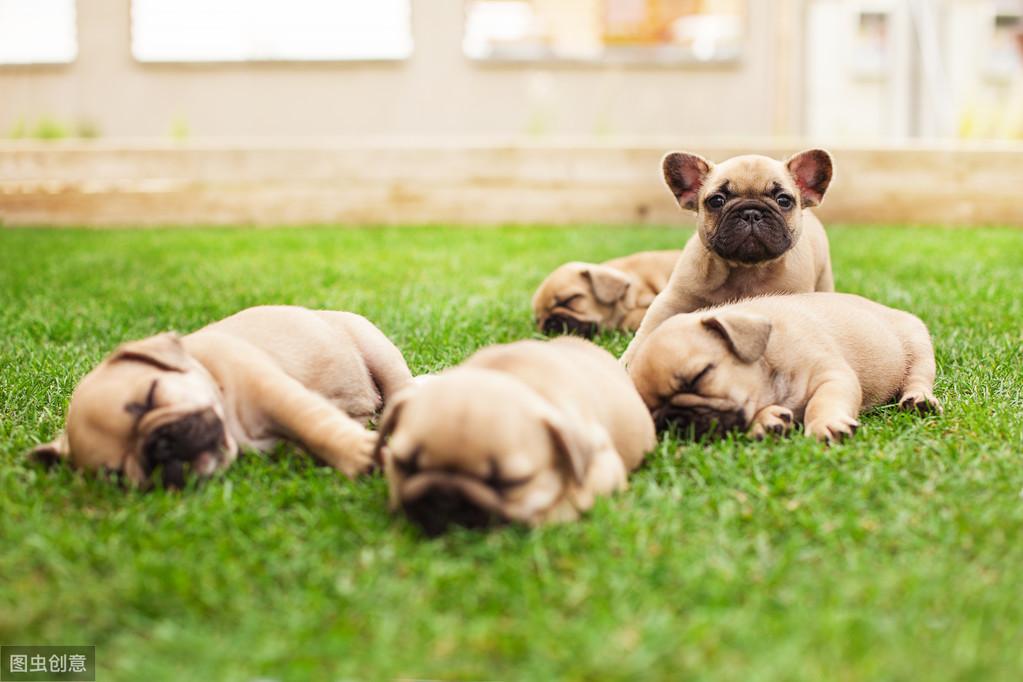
top-left (1, 141), bottom-right (1021, 226)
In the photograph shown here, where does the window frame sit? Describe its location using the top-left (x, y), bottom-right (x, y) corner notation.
top-left (0, 0), bottom-right (78, 66)
top-left (129, 0), bottom-right (414, 64)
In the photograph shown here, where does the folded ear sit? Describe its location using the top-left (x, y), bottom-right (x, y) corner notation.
top-left (663, 152), bottom-right (713, 211)
top-left (542, 410), bottom-right (592, 485)
top-left (110, 332), bottom-right (190, 372)
top-left (785, 148), bottom-right (833, 207)
top-left (583, 265), bottom-right (631, 305)
top-left (701, 311), bottom-right (773, 363)
top-left (372, 389), bottom-right (410, 466)
top-left (27, 431), bottom-right (70, 469)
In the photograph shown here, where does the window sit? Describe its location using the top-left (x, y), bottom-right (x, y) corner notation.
top-left (131, 0), bottom-right (413, 63)
top-left (848, 10), bottom-right (891, 79)
top-left (988, 3), bottom-right (1022, 77)
top-left (463, 0), bottom-right (745, 64)
top-left (0, 0), bottom-right (76, 65)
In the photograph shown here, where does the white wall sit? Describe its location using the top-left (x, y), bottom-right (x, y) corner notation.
top-left (805, 0), bottom-right (1023, 141)
top-left (0, 0), bottom-right (803, 140)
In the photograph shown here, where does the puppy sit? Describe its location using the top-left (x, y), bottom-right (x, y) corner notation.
top-left (532, 250), bottom-right (680, 337)
top-left (620, 149), bottom-right (835, 365)
top-left (29, 306), bottom-right (412, 487)
top-left (628, 292), bottom-right (941, 443)
top-left (375, 337), bottom-right (656, 534)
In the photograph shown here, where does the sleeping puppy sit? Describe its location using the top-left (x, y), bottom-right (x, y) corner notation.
top-left (620, 149), bottom-right (835, 365)
top-left (375, 337), bottom-right (656, 535)
top-left (29, 306), bottom-right (412, 487)
top-left (628, 293), bottom-right (940, 443)
top-left (532, 250), bottom-right (680, 337)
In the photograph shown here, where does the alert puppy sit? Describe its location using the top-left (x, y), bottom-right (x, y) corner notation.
top-left (30, 306), bottom-right (412, 487)
top-left (532, 250), bottom-right (681, 337)
top-left (375, 337), bottom-right (656, 534)
top-left (628, 293), bottom-right (940, 443)
top-left (621, 149), bottom-right (835, 365)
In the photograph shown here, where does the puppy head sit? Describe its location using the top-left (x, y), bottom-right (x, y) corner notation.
top-left (628, 311), bottom-right (773, 438)
top-left (29, 333), bottom-right (237, 488)
top-left (532, 262), bottom-right (632, 338)
top-left (375, 369), bottom-right (594, 535)
top-left (662, 149), bottom-right (832, 264)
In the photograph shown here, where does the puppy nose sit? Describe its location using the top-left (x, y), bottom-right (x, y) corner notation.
top-left (542, 315), bottom-right (598, 338)
top-left (542, 316), bottom-right (564, 335)
top-left (402, 486), bottom-right (494, 537)
top-left (142, 408), bottom-right (225, 486)
top-left (741, 208), bottom-right (763, 222)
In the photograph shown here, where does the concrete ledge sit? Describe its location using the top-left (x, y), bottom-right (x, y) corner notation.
top-left (2, 139), bottom-right (1021, 227)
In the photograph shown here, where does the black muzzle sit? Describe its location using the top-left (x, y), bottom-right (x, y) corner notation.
top-left (402, 487), bottom-right (497, 537)
top-left (141, 409), bottom-right (225, 487)
top-left (542, 315), bottom-right (599, 338)
top-left (711, 200), bottom-right (792, 263)
top-left (654, 404), bottom-right (747, 439)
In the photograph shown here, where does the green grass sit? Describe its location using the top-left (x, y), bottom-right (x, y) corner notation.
top-left (1, 225), bottom-right (1022, 681)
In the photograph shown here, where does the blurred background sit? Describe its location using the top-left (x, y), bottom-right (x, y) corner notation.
top-left (1, 0), bottom-right (1021, 226)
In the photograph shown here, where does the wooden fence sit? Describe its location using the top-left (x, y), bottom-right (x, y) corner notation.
top-left (2, 139), bottom-right (1021, 227)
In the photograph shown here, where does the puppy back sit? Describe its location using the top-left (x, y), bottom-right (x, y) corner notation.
top-left (465, 338), bottom-right (656, 467)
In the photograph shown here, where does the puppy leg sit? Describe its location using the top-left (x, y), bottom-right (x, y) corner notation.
top-left (621, 242), bottom-right (717, 365)
top-left (620, 307), bottom-right (648, 333)
top-left (815, 258), bottom-right (835, 292)
top-left (319, 312), bottom-right (414, 403)
top-left (621, 288), bottom-right (700, 366)
top-left (539, 433), bottom-right (628, 525)
top-left (534, 499), bottom-right (582, 525)
top-left (898, 332), bottom-right (941, 414)
top-left (256, 371), bottom-right (376, 477)
top-left (583, 445), bottom-right (629, 497)
top-left (749, 404), bottom-right (794, 440)
top-left (803, 368), bottom-right (863, 443)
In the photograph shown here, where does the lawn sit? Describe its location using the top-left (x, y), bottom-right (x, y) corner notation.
top-left (1, 224), bottom-right (1021, 681)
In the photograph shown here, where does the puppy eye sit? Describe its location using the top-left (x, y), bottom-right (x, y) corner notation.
top-left (487, 470), bottom-right (534, 492)
top-left (486, 458), bottom-right (534, 493)
top-left (775, 193), bottom-right (795, 210)
top-left (706, 194), bottom-right (726, 210)
top-left (555, 294), bottom-right (582, 309)
top-left (674, 363), bottom-right (716, 394)
top-left (393, 448), bottom-right (420, 475)
top-left (124, 380), bottom-right (159, 418)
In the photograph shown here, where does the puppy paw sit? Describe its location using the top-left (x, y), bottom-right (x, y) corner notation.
top-left (899, 389), bottom-right (942, 415)
top-left (331, 428), bottom-right (377, 478)
top-left (749, 405), bottom-right (794, 440)
top-left (805, 415), bottom-right (859, 444)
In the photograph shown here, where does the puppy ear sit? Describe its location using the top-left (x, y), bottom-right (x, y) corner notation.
top-left (785, 149), bottom-right (833, 207)
top-left (543, 411), bottom-right (590, 485)
top-left (583, 266), bottom-right (631, 305)
top-left (372, 390), bottom-right (410, 465)
top-left (701, 312), bottom-right (772, 363)
top-left (110, 332), bottom-right (190, 372)
top-left (27, 431), bottom-right (70, 469)
top-left (663, 152), bottom-right (712, 211)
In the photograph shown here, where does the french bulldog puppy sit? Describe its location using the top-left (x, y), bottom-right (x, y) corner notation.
top-left (620, 149), bottom-right (835, 365)
top-left (628, 293), bottom-right (940, 443)
top-left (375, 337), bottom-right (656, 535)
top-left (29, 306), bottom-right (412, 487)
top-left (532, 250), bottom-right (681, 337)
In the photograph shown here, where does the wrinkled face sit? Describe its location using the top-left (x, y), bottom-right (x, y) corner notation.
top-left (697, 157), bottom-right (801, 263)
top-left (377, 370), bottom-right (579, 535)
top-left (662, 149), bottom-right (833, 265)
top-left (628, 316), bottom-right (770, 439)
top-left (532, 262), bottom-right (631, 338)
top-left (35, 334), bottom-right (237, 488)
